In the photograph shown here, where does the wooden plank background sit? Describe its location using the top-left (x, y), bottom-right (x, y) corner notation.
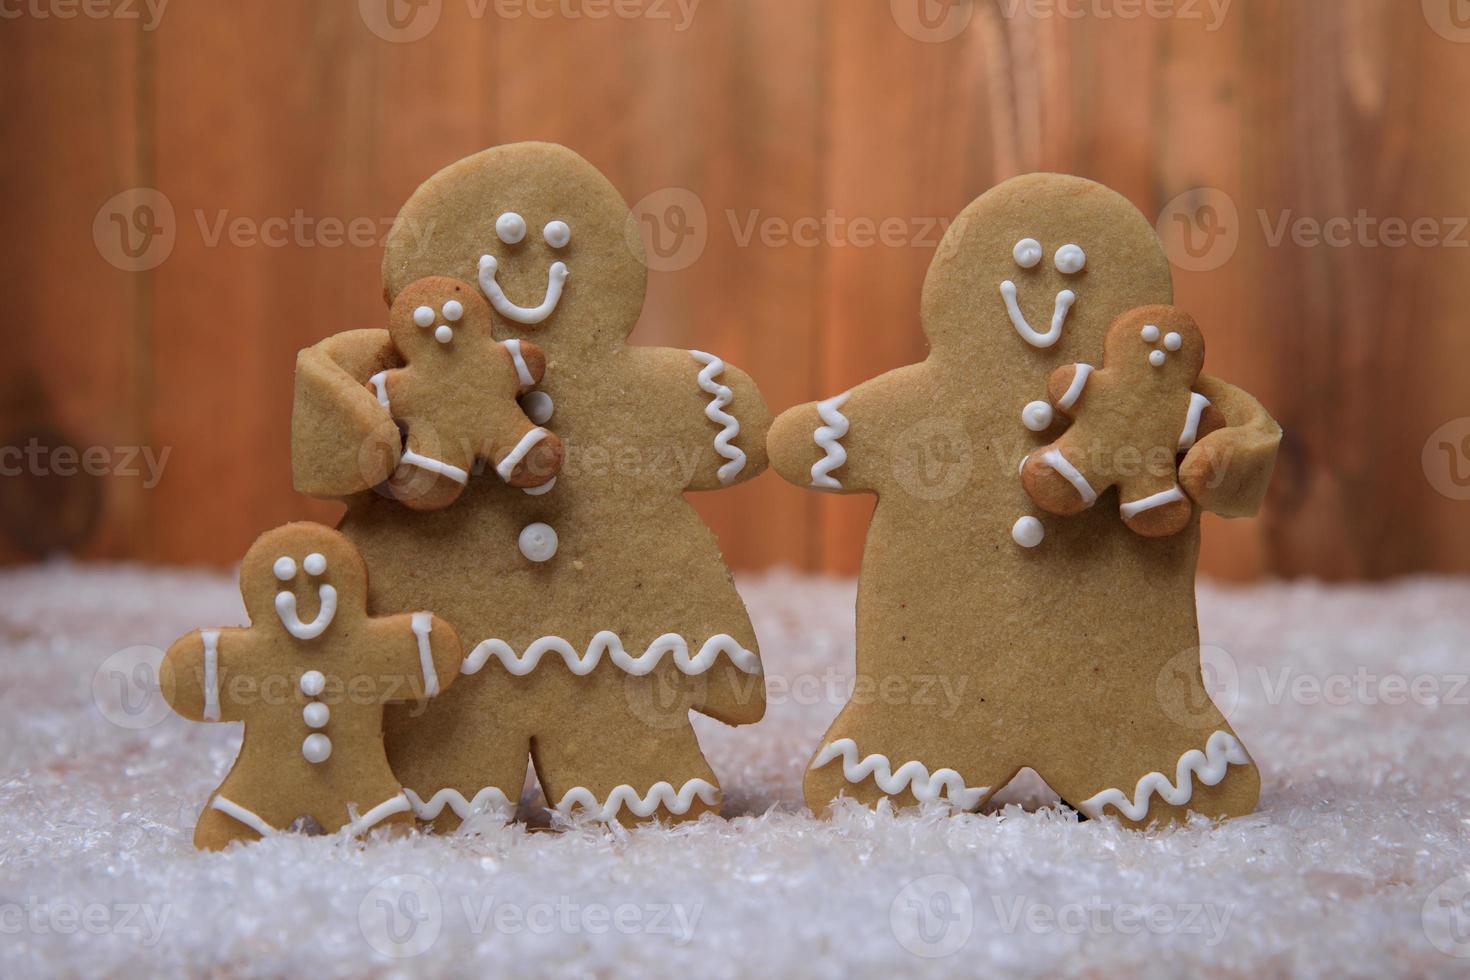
top-left (1, 0), bottom-right (1467, 580)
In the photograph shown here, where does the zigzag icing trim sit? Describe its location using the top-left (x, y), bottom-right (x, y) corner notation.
top-left (556, 779), bottom-right (719, 821)
top-left (811, 392), bottom-right (851, 489)
top-left (1078, 730), bottom-right (1251, 822)
top-left (404, 786), bottom-right (515, 821)
top-left (460, 631), bottom-right (761, 678)
top-left (810, 739), bottom-right (990, 809)
top-left (690, 351), bottom-right (747, 485)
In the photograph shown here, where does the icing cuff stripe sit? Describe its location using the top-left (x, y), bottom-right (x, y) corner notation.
top-left (1120, 485), bottom-right (1186, 519)
top-left (811, 392), bottom-right (851, 489)
top-left (460, 632), bottom-right (761, 678)
top-left (346, 793), bottom-right (413, 836)
top-left (811, 739), bottom-right (990, 809)
top-left (556, 779), bottom-right (719, 821)
top-left (1179, 392), bottom-right (1212, 450)
top-left (400, 449), bottom-right (469, 485)
top-left (210, 796), bottom-right (275, 838)
top-left (690, 350), bottom-right (747, 485)
top-left (1077, 731), bottom-right (1251, 822)
top-left (503, 339), bottom-right (535, 387)
top-left (1057, 364), bottom-right (1093, 411)
top-left (495, 428), bottom-right (550, 481)
top-left (410, 611), bottom-right (438, 697)
top-left (201, 629), bottom-right (220, 721)
top-left (1041, 449), bottom-right (1098, 507)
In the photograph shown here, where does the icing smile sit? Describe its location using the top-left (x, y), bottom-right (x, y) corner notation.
top-left (999, 238), bottom-right (1086, 349)
top-left (476, 211), bottom-right (572, 325)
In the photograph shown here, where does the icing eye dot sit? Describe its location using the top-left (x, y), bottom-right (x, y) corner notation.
top-left (543, 220), bottom-right (571, 249)
top-left (303, 552), bottom-right (326, 576)
top-left (1149, 350), bottom-right (1167, 368)
top-left (1055, 244), bottom-right (1087, 275)
top-left (1164, 331), bottom-right (1183, 352)
top-left (496, 212), bottom-right (527, 245)
top-left (1012, 238), bottom-right (1043, 269)
top-left (435, 325), bottom-right (454, 344)
top-left (273, 556), bottom-right (296, 581)
top-left (413, 306), bottom-right (435, 328)
top-left (1141, 324), bottom-right (1161, 343)
top-left (442, 300), bottom-right (464, 322)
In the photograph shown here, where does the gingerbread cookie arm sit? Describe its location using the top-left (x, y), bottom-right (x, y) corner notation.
top-left (366, 612), bottom-right (463, 702)
top-left (768, 366), bottom-right (922, 495)
top-left (1045, 363), bottom-right (1095, 421)
top-left (293, 329), bottom-right (402, 498)
top-left (677, 350), bottom-right (772, 491)
top-left (1179, 374), bottom-right (1281, 518)
top-left (500, 339), bottom-right (547, 394)
top-left (160, 627), bottom-right (251, 723)
top-left (692, 656), bottom-right (767, 726)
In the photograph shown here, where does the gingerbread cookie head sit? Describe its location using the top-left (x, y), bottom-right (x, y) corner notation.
top-left (240, 522), bottom-right (367, 642)
top-left (1102, 305), bottom-right (1206, 383)
top-left (920, 173), bottom-right (1173, 369)
top-left (383, 142), bottom-right (647, 350)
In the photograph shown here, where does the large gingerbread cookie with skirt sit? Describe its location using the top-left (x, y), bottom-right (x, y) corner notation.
top-left (291, 143), bottom-right (771, 826)
top-left (768, 173), bottom-right (1280, 828)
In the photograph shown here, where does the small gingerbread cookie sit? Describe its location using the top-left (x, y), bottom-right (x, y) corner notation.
top-left (1021, 306), bottom-right (1225, 537)
top-left (159, 522), bottom-right (463, 849)
top-left (370, 277), bottom-right (563, 510)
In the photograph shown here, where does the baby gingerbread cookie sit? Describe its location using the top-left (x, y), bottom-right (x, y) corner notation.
top-left (290, 143), bottom-right (772, 827)
top-left (370, 276), bottom-right (563, 510)
top-left (1020, 306), bottom-right (1225, 537)
top-left (159, 522), bottom-right (463, 849)
top-left (768, 173), bottom-right (1280, 829)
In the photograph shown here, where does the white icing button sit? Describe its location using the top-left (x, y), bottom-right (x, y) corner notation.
top-left (543, 220), bottom-right (571, 249)
top-left (272, 556), bottom-right (296, 581)
top-left (519, 523), bottom-right (558, 563)
top-left (435, 325), bottom-right (454, 344)
top-left (1165, 331), bottom-right (1183, 352)
top-left (303, 702), bottom-right (329, 728)
top-left (1012, 238), bottom-right (1042, 269)
top-left (299, 670), bottom-right (326, 697)
top-left (1055, 243), bottom-right (1086, 275)
top-left (442, 300), bottom-right (464, 322)
top-left (1141, 324), bottom-right (1160, 343)
top-left (521, 391), bottom-right (554, 425)
top-left (1149, 350), bottom-right (1167, 368)
top-left (302, 733), bottom-right (332, 764)
top-left (1021, 401), bottom-right (1054, 432)
top-left (1012, 517), bottom-right (1045, 548)
top-left (302, 552), bottom-right (326, 576)
top-left (496, 212), bottom-right (527, 245)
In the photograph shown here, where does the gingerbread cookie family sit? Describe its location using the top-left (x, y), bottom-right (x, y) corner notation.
top-left (161, 523), bottom-right (463, 849)
top-left (769, 173), bottom-right (1280, 828)
top-left (293, 143), bottom-right (771, 827)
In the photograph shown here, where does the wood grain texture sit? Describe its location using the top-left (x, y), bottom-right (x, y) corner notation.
top-left (0, 0), bottom-right (1463, 579)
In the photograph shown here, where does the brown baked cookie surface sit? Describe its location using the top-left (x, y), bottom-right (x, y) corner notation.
top-left (768, 173), bottom-right (1280, 829)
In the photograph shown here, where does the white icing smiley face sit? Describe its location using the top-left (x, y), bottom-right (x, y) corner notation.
top-left (413, 299), bottom-right (464, 345)
top-left (478, 211), bottom-right (572, 325)
top-left (999, 238), bottom-right (1087, 349)
top-left (273, 551), bottom-right (337, 640)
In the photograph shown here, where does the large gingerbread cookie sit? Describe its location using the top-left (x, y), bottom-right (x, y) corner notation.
top-left (768, 173), bottom-right (1280, 828)
top-left (159, 522), bottom-right (463, 849)
top-left (291, 143), bottom-right (771, 826)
